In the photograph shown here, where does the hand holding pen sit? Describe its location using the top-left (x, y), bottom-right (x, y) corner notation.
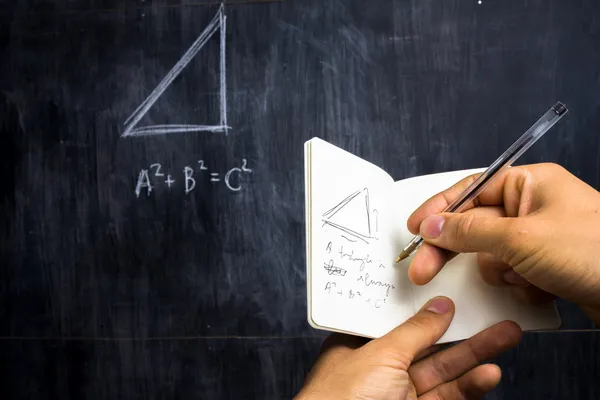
top-left (396, 102), bottom-right (568, 263)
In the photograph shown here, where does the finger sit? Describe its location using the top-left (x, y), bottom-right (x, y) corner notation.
top-left (413, 344), bottom-right (447, 363)
top-left (419, 364), bottom-right (502, 400)
top-left (477, 252), bottom-right (513, 287)
top-left (407, 168), bottom-right (519, 234)
top-left (373, 297), bottom-right (455, 368)
top-left (407, 164), bottom-right (544, 235)
top-left (418, 212), bottom-right (519, 256)
top-left (478, 251), bottom-right (539, 289)
top-left (408, 320), bottom-right (521, 394)
top-left (406, 375), bottom-right (418, 400)
top-left (408, 243), bottom-right (450, 286)
top-left (408, 207), bottom-right (506, 286)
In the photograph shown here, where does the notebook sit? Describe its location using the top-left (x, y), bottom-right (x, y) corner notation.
top-left (304, 137), bottom-right (561, 343)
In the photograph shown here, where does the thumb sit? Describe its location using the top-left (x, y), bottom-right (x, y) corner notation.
top-left (375, 297), bottom-right (455, 367)
top-left (419, 213), bottom-right (516, 256)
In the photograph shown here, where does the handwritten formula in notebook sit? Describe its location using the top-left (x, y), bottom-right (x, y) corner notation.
top-left (304, 137), bottom-right (560, 343)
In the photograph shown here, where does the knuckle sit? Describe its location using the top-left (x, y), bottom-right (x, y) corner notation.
top-left (430, 354), bottom-right (454, 381)
top-left (404, 314), bottom-right (440, 339)
top-left (537, 162), bottom-right (567, 178)
top-left (377, 347), bottom-right (413, 370)
top-left (405, 315), bottom-right (434, 332)
top-left (545, 162), bottom-right (566, 173)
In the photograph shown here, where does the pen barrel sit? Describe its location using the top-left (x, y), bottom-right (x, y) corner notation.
top-left (443, 102), bottom-right (568, 214)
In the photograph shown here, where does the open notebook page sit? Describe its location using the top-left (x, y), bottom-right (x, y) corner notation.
top-left (391, 169), bottom-right (561, 343)
top-left (305, 138), bottom-right (414, 338)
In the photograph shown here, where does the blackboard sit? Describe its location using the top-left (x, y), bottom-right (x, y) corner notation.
top-left (1, 0), bottom-right (600, 398)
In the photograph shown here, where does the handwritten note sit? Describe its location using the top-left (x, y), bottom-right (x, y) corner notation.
top-left (317, 187), bottom-right (396, 310)
top-left (306, 137), bottom-right (415, 338)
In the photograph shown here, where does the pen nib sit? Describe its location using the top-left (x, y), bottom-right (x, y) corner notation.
top-left (395, 251), bottom-right (409, 263)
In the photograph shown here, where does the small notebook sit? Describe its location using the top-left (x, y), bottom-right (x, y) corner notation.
top-left (304, 137), bottom-right (561, 343)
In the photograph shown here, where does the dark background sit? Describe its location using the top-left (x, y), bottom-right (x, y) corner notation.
top-left (1, 0), bottom-right (600, 398)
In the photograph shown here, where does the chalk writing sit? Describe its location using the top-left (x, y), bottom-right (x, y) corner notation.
top-left (122, 4), bottom-right (229, 137)
top-left (135, 169), bottom-right (152, 197)
top-left (165, 175), bottom-right (176, 188)
top-left (224, 159), bottom-right (252, 191)
top-left (150, 163), bottom-right (164, 177)
top-left (184, 167), bottom-right (196, 194)
top-left (198, 160), bottom-right (209, 170)
top-left (134, 158), bottom-right (253, 197)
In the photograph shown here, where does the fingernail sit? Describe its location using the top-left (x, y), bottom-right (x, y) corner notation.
top-left (425, 297), bottom-right (451, 314)
top-left (421, 215), bottom-right (445, 239)
top-left (503, 270), bottom-right (531, 287)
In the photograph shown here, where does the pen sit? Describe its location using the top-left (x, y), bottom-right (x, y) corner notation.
top-left (395, 101), bottom-right (569, 263)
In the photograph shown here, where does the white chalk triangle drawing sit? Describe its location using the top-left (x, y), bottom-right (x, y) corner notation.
top-left (322, 188), bottom-right (377, 244)
top-left (122, 3), bottom-right (229, 138)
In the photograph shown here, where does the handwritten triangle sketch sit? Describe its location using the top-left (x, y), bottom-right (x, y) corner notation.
top-left (322, 188), bottom-right (379, 244)
top-left (122, 4), bottom-right (229, 138)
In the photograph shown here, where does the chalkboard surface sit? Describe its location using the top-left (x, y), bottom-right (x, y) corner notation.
top-left (1, 0), bottom-right (600, 398)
